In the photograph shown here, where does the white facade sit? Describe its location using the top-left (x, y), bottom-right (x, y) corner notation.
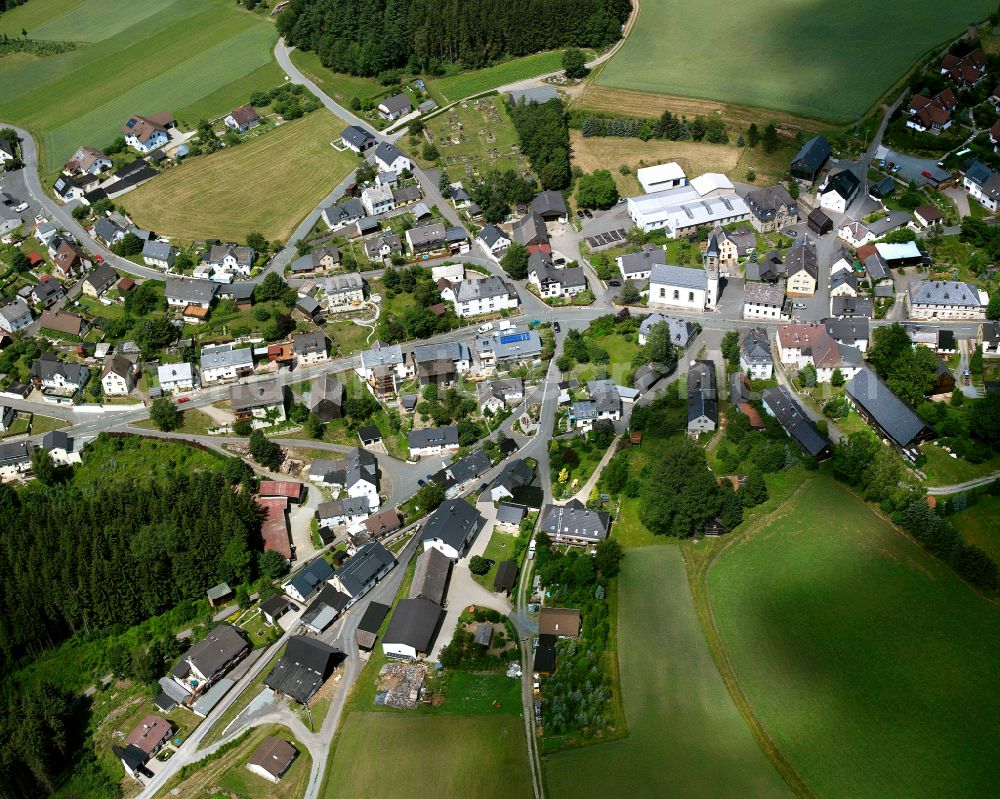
top-left (963, 173), bottom-right (999, 213)
top-left (627, 184), bottom-right (750, 236)
top-left (440, 279), bottom-right (519, 317)
top-left (0, 299), bottom-right (32, 334)
top-left (157, 363), bottom-right (196, 392)
top-left (647, 263), bottom-right (717, 311)
top-left (361, 184), bottom-right (395, 216)
top-left (101, 369), bottom-right (133, 396)
top-left (637, 162), bottom-right (686, 193)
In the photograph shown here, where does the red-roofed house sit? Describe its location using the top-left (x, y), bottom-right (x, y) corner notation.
top-left (906, 89), bottom-right (957, 133)
top-left (224, 104), bottom-right (260, 134)
top-left (118, 277), bottom-right (136, 294)
top-left (124, 715), bottom-right (172, 757)
top-left (940, 48), bottom-right (987, 88)
top-left (259, 480), bottom-right (303, 502)
top-left (258, 496), bottom-right (292, 560)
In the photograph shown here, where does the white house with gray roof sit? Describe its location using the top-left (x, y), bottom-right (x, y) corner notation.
top-left (323, 272), bottom-right (365, 308)
top-left (361, 183), bottom-right (395, 216)
top-left (165, 277), bottom-right (216, 309)
top-left (230, 379), bottom-right (286, 428)
top-left (739, 327), bottom-right (773, 379)
top-left (474, 329), bottom-right (542, 372)
top-left (142, 240), bottom-right (177, 268)
top-left (477, 224), bottom-right (510, 256)
top-left (408, 425), bottom-right (459, 457)
top-left (539, 499), bottom-right (611, 546)
top-left (322, 198), bottom-right (365, 230)
top-left (0, 298), bottom-right (32, 334)
top-left (157, 362), bottom-right (196, 393)
top-left (527, 252), bottom-right (588, 299)
top-left (907, 280), bottom-right (987, 320)
top-left (439, 275), bottom-right (518, 317)
top-left (340, 125), bottom-right (375, 153)
top-left (199, 343), bottom-right (254, 384)
top-left (374, 142), bottom-right (411, 173)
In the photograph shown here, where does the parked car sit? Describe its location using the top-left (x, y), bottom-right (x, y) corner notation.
top-left (583, 209), bottom-right (593, 219)
top-left (553, 322), bottom-right (561, 333)
top-left (575, 210), bottom-right (585, 219)
top-left (13, 202), bottom-right (28, 212)
top-left (477, 322), bottom-right (494, 333)
top-left (93, 254), bottom-right (104, 263)
top-left (176, 396), bottom-right (190, 403)
top-left (792, 302), bottom-right (806, 309)
top-left (553, 257), bottom-right (566, 266)
top-left (418, 478), bottom-right (427, 487)
top-left (607, 279), bottom-right (621, 287)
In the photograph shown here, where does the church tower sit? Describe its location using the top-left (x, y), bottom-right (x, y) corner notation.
top-left (704, 232), bottom-right (720, 310)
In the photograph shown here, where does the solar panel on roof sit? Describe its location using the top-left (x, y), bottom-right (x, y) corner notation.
top-left (499, 332), bottom-right (530, 344)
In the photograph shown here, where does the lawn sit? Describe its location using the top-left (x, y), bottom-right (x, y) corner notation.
top-left (323, 711), bottom-right (531, 799)
top-left (706, 474), bottom-right (1000, 799)
top-left (570, 130), bottom-right (792, 194)
top-left (73, 433), bottom-right (228, 484)
top-left (155, 723), bottom-right (310, 799)
top-left (418, 96), bottom-right (526, 179)
top-left (0, 0), bottom-right (281, 172)
top-left (288, 49), bottom-right (385, 104)
top-left (545, 546), bottom-right (790, 799)
top-left (471, 528), bottom-right (520, 589)
top-left (920, 441), bottom-right (1000, 487)
top-left (428, 51), bottom-right (564, 103)
top-left (949, 493), bottom-right (1000, 563)
top-left (135, 408), bottom-right (219, 436)
top-left (122, 111), bottom-right (358, 243)
top-left (598, 0), bottom-right (997, 122)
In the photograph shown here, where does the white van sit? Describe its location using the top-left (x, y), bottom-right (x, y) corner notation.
top-left (477, 322), bottom-right (494, 334)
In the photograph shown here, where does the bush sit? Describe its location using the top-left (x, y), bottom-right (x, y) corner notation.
top-left (469, 555), bottom-right (490, 575)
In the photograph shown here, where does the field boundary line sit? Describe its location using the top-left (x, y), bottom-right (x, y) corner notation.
top-left (684, 480), bottom-right (817, 799)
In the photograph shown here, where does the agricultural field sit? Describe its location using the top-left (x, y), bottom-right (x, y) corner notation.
top-left (0, 0), bottom-right (281, 173)
top-left (595, 0), bottom-right (996, 122)
top-left (707, 475), bottom-right (1000, 799)
top-left (950, 493), bottom-right (1000, 563)
top-left (121, 111), bottom-right (358, 243)
top-left (545, 547), bottom-right (790, 799)
top-left (324, 711), bottom-right (531, 799)
top-left (420, 96), bottom-right (526, 180)
top-left (427, 51), bottom-right (564, 103)
top-left (570, 130), bottom-right (791, 195)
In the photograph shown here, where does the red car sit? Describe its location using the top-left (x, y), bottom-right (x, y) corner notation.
top-left (93, 254), bottom-right (104, 263)
top-left (176, 397), bottom-right (190, 404)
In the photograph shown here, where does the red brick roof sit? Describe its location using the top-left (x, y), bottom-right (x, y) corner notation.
top-left (258, 496), bottom-right (292, 560)
top-left (124, 715), bottom-right (172, 756)
top-left (259, 480), bottom-right (302, 501)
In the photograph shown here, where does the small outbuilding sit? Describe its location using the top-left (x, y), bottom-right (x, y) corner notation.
top-left (246, 736), bottom-right (298, 783)
top-left (807, 208), bottom-right (833, 235)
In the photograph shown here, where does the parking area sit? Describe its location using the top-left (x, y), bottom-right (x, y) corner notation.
top-left (880, 149), bottom-right (950, 188)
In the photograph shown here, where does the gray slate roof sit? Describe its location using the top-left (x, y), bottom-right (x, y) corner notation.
top-left (649, 263), bottom-right (708, 291)
top-left (761, 386), bottom-right (831, 457)
top-left (908, 280), bottom-right (983, 308)
top-left (539, 498), bottom-right (610, 542)
top-left (334, 542), bottom-right (394, 596)
top-left (845, 367), bottom-right (931, 449)
top-left (383, 597), bottom-right (441, 654)
top-left (410, 547), bottom-right (452, 605)
top-left (408, 425), bottom-right (459, 449)
top-left (421, 497), bottom-right (482, 551)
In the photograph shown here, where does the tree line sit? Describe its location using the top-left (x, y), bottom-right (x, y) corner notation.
top-left (508, 97), bottom-right (572, 190)
top-left (277, 0), bottom-right (629, 78)
top-left (0, 443), bottom-right (263, 671)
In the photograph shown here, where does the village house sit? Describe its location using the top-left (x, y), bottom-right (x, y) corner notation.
top-left (165, 277), bottom-right (216, 310)
top-left (115, 715), bottom-right (172, 781)
top-left (408, 425), bottom-right (460, 457)
top-left (318, 496), bottom-right (371, 528)
top-left (340, 125), bottom-right (375, 153)
top-left (361, 183), bottom-right (395, 216)
top-left (230, 379), bottom-right (286, 428)
top-left (539, 499), bottom-right (611, 546)
top-left (962, 160), bottom-right (1000, 213)
top-left (29, 354), bottom-right (89, 393)
top-left (291, 330), bottom-right (328, 366)
top-left (488, 458), bottom-right (534, 503)
top-left (122, 112), bottom-right (174, 153)
top-left (743, 280), bottom-right (785, 320)
top-left (838, 219), bottom-right (875, 249)
top-left (142, 240), bottom-right (178, 269)
top-left (373, 142), bottom-right (411, 173)
top-left (845, 367), bottom-right (935, 460)
top-left (52, 240), bottom-right (91, 278)
top-left (291, 246), bottom-right (340, 274)
top-left (510, 211), bottom-right (550, 251)
top-left (63, 145), bottom-right (112, 176)
top-left (525, 252), bottom-right (588, 300)
top-left (617, 244), bottom-right (666, 283)
top-left (906, 89), bottom-right (957, 133)
top-left (687, 360), bottom-right (717, 436)
top-left (224, 104), bottom-right (260, 134)
top-left (0, 298), bottom-right (31, 334)
top-left (440, 275), bottom-right (519, 317)
top-left (199, 342), bottom-right (253, 384)
top-left (790, 135), bottom-right (831, 181)
top-left (940, 47), bottom-right (986, 88)
top-left (39, 309), bottom-right (88, 339)
top-left (321, 198), bottom-right (365, 230)
top-left (328, 542), bottom-right (395, 612)
top-left (284, 558), bottom-right (335, 603)
top-left (406, 222), bottom-right (448, 255)
top-left (0, 441), bottom-right (33, 481)
top-left (356, 341), bottom-right (411, 397)
top-left (157, 362), bottom-right (196, 393)
top-left (818, 170), bottom-right (861, 214)
top-left (476, 377), bottom-right (524, 414)
top-left (531, 190), bottom-right (569, 223)
top-left (830, 268), bottom-right (859, 298)
top-left (245, 737), bottom-right (298, 784)
top-left (308, 448), bottom-right (380, 510)
top-left (825, 317), bottom-right (870, 352)
top-left (81, 263), bottom-right (118, 297)
top-left (637, 313), bottom-right (697, 348)
top-left (101, 354), bottom-right (135, 396)
top-left (421, 497), bottom-right (483, 559)
top-left (264, 635), bottom-right (341, 707)
top-left (411, 341), bottom-right (470, 385)
top-left (777, 323), bottom-right (863, 383)
top-left (739, 327), bottom-right (773, 379)
top-left (30, 277), bottom-right (66, 309)
top-left (474, 329), bottom-right (542, 373)
top-left (204, 244), bottom-right (255, 277)
top-left (762, 386), bottom-right (832, 459)
top-left (785, 238), bottom-right (819, 296)
top-left (382, 597), bottom-right (441, 661)
top-left (907, 280), bottom-right (987, 320)
top-left (377, 93), bottom-right (413, 121)
top-left (41, 430), bottom-right (83, 465)
top-left (745, 185), bottom-right (798, 232)
top-left (477, 224), bottom-right (511, 256)
top-left (170, 624), bottom-right (249, 699)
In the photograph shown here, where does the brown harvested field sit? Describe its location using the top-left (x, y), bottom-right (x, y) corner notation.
top-left (570, 131), bottom-right (790, 195)
top-left (572, 84), bottom-right (842, 133)
top-left (122, 111), bottom-right (358, 244)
